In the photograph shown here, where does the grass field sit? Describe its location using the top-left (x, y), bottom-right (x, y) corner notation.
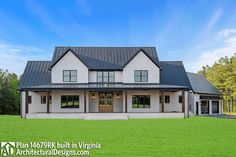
top-left (0, 116), bottom-right (236, 157)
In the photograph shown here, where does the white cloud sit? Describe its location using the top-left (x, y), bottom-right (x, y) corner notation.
top-left (186, 29), bottom-right (236, 72)
top-left (0, 42), bottom-right (49, 75)
top-left (217, 28), bottom-right (236, 38)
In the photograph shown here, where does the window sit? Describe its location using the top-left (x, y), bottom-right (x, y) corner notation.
top-left (41, 96), bottom-right (46, 104)
top-left (132, 95), bottom-right (150, 108)
top-left (63, 70), bottom-right (77, 82)
top-left (61, 95), bottom-right (80, 108)
top-left (179, 96), bottom-right (182, 103)
top-left (134, 70), bottom-right (148, 82)
top-left (28, 96), bottom-right (32, 104)
top-left (97, 71), bottom-right (115, 82)
top-left (165, 95), bottom-right (170, 103)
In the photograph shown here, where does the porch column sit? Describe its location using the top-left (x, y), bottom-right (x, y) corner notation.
top-left (198, 101), bottom-right (201, 115)
top-left (182, 90), bottom-right (185, 117)
top-left (125, 91), bottom-right (127, 113)
top-left (219, 100), bottom-right (222, 114)
top-left (46, 91), bottom-right (50, 113)
top-left (160, 92), bottom-right (164, 112)
top-left (84, 90), bottom-right (86, 113)
top-left (25, 91), bottom-right (29, 114)
top-left (209, 100), bottom-right (212, 115)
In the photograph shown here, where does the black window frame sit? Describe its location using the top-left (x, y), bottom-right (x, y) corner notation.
top-left (179, 95), bottom-right (182, 103)
top-left (41, 95), bottom-right (46, 104)
top-left (134, 70), bottom-right (148, 82)
top-left (97, 71), bottom-right (115, 83)
top-left (61, 95), bottom-right (80, 108)
top-left (63, 70), bottom-right (77, 82)
top-left (28, 96), bottom-right (32, 104)
top-left (132, 95), bottom-right (150, 108)
top-left (165, 95), bottom-right (170, 103)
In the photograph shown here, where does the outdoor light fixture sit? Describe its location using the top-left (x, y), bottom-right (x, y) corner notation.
top-left (116, 94), bottom-right (120, 100)
top-left (91, 93), bottom-right (95, 100)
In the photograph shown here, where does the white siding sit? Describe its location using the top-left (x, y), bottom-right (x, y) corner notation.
top-left (28, 92), bottom-right (47, 113)
top-left (127, 90), bottom-right (160, 113)
top-left (123, 51), bottom-right (160, 83)
top-left (88, 71), bottom-right (123, 83)
top-left (51, 91), bottom-right (85, 113)
top-left (163, 91), bottom-right (183, 112)
top-left (115, 71), bottom-right (122, 82)
top-left (51, 51), bottom-right (88, 83)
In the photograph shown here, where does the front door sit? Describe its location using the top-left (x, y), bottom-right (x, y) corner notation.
top-left (99, 93), bottom-right (113, 112)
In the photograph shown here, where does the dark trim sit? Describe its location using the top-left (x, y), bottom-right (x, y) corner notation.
top-left (122, 48), bottom-right (160, 68)
top-left (49, 48), bottom-right (89, 70)
top-left (90, 69), bottom-right (123, 71)
top-left (25, 91), bottom-right (29, 114)
top-left (46, 91), bottom-right (49, 113)
top-left (84, 90), bottom-right (86, 113)
top-left (161, 92), bottom-right (164, 112)
top-left (125, 91), bottom-right (127, 113)
top-left (182, 90), bottom-right (185, 117)
top-left (63, 70), bottom-right (77, 82)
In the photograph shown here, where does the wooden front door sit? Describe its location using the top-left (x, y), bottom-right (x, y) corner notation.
top-left (99, 93), bottom-right (113, 112)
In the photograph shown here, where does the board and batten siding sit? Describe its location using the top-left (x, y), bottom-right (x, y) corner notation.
top-left (51, 51), bottom-right (88, 83)
top-left (123, 51), bottom-right (160, 83)
top-left (126, 90), bottom-right (160, 113)
top-left (89, 71), bottom-right (123, 83)
top-left (51, 91), bottom-right (85, 113)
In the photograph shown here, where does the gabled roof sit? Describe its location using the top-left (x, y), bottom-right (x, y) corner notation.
top-left (50, 47), bottom-right (159, 70)
top-left (160, 61), bottom-right (191, 89)
top-left (187, 72), bottom-right (221, 95)
top-left (19, 61), bottom-right (51, 89)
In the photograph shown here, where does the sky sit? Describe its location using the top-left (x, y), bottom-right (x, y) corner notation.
top-left (1, 0), bottom-right (236, 75)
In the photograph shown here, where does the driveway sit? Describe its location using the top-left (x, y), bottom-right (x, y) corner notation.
top-left (205, 114), bottom-right (236, 119)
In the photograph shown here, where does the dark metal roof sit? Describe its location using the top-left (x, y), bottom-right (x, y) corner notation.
top-left (19, 60), bottom-right (191, 90)
top-left (187, 72), bottom-right (221, 95)
top-left (50, 47), bottom-right (159, 70)
top-left (19, 61), bottom-right (51, 89)
top-left (160, 61), bottom-right (191, 89)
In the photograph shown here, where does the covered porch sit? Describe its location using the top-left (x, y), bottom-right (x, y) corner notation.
top-left (21, 84), bottom-right (189, 119)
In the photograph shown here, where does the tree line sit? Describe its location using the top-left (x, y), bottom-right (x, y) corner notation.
top-left (0, 69), bottom-right (20, 114)
top-left (198, 54), bottom-right (236, 113)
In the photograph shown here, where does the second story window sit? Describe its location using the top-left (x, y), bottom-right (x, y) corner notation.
top-left (134, 70), bottom-right (148, 82)
top-left (97, 71), bottom-right (115, 83)
top-left (63, 70), bottom-right (77, 82)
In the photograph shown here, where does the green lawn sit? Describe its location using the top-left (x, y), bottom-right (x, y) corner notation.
top-left (1, 116), bottom-right (236, 157)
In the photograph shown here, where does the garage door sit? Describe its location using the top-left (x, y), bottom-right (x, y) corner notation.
top-left (212, 101), bottom-right (219, 114)
top-left (201, 100), bottom-right (209, 114)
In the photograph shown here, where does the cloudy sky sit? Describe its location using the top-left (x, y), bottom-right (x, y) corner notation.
top-left (0, 0), bottom-right (236, 75)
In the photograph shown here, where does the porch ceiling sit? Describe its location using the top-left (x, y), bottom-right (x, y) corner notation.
top-left (20, 83), bottom-right (189, 91)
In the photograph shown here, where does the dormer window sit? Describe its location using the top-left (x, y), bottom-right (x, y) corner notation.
top-left (97, 71), bottom-right (115, 83)
top-left (134, 70), bottom-right (148, 82)
top-left (63, 70), bottom-right (77, 82)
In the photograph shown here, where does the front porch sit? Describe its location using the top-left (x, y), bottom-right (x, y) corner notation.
top-left (21, 88), bottom-right (189, 119)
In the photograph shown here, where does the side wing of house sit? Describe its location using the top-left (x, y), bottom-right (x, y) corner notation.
top-left (187, 72), bottom-right (222, 115)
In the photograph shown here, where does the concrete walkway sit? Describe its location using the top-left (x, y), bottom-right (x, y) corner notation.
top-left (25, 113), bottom-right (185, 120)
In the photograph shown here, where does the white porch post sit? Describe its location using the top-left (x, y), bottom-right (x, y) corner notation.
top-left (209, 100), bottom-right (212, 115)
top-left (198, 101), bottom-right (201, 115)
top-left (219, 100), bottom-right (222, 114)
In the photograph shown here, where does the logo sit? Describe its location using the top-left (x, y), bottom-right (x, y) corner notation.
top-left (0, 142), bottom-right (15, 157)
